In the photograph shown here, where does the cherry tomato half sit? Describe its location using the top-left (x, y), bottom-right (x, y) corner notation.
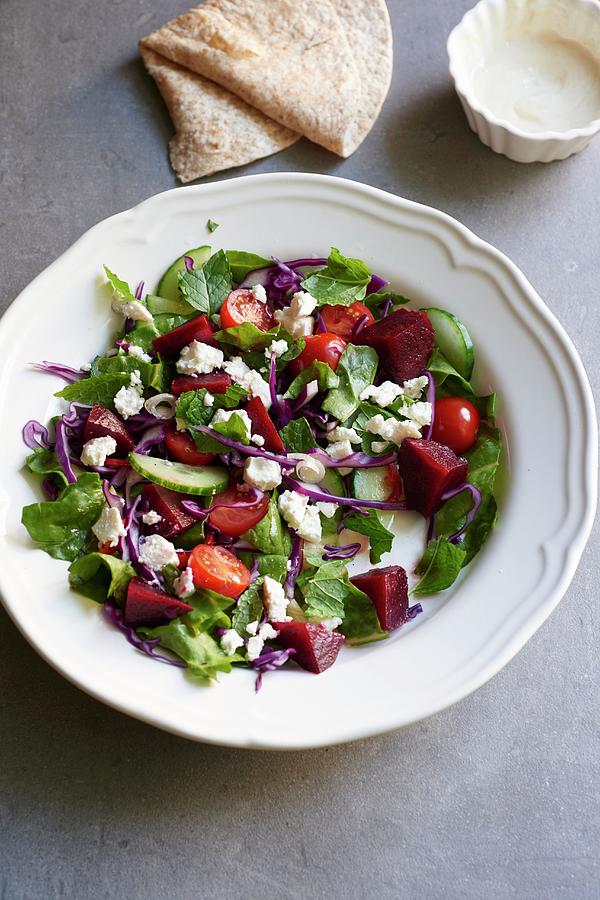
top-left (431, 397), bottom-right (480, 455)
top-left (208, 485), bottom-right (270, 537)
top-left (190, 544), bottom-right (251, 599)
top-left (320, 301), bottom-right (375, 342)
top-left (289, 332), bottom-right (347, 376)
top-left (164, 430), bottom-right (215, 466)
top-left (220, 289), bottom-right (275, 332)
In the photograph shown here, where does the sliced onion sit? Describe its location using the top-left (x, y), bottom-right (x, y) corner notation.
top-left (144, 393), bottom-right (177, 420)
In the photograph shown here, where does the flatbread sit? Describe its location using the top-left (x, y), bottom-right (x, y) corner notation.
top-left (139, 46), bottom-right (299, 182)
top-left (140, 0), bottom-right (392, 158)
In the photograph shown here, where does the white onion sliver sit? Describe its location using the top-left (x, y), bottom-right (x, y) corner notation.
top-left (145, 393), bottom-right (177, 420)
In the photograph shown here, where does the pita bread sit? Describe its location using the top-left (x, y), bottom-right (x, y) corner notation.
top-left (139, 46), bottom-right (299, 182)
top-left (140, 0), bottom-right (392, 158)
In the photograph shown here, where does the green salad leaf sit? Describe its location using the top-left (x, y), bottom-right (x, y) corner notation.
top-left (413, 538), bottom-right (466, 596)
top-left (91, 353), bottom-right (165, 392)
top-left (226, 251), bottom-right (271, 283)
top-left (303, 560), bottom-right (386, 645)
top-left (176, 384), bottom-right (248, 431)
top-left (144, 608), bottom-right (240, 683)
top-left (21, 473), bottom-right (104, 561)
top-left (301, 248), bottom-right (371, 306)
top-left (279, 417), bottom-right (318, 453)
top-left (55, 373), bottom-right (131, 409)
top-left (322, 344), bottom-right (378, 422)
top-left (242, 496), bottom-right (291, 556)
top-left (206, 219), bottom-right (219, 233)
top-left (284, 360), bottom-right (339, 400)
top-left (178, 249), bottom-right (232, 315)
top-left (363, 289), bottom-right (411, 310)
top-left (213, 323), bottom-right (278, 351)
top-left (231, 579), bottom-right (264, 636)
top-left (211, 411), bottom-right (251, 445)
top-left (343, 509), bottom-right (394, 564)
top-left (25, 448), bottom-right (68, 487)
top-left (69, 553), bottom-right (135, 603)
top-left (104, 266), bottom-right (136, 302)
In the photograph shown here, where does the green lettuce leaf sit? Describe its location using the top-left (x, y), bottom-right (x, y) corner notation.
top-left (231, 579), bottom-right (264, 636)
top-left (25, 448), bottom-right (68, 487)
top-left (206, 219), bottom-right (219, 233)
top-left (176, 384), bottom-right (248, 436)
top-left (242, 496), bottom-right (291, 556)
top-left (225, 251), bottom-right (271, 283)
top-left (363, 289), bottom-right (411, 310)
top-left (178, 249), bottom-right (232, 315)
top-left (68, 553), bottom-right (135, 603)
top-left (104, 266), bottom-right (136, 302)
top-left (301, 248), bottom-right (371, 306)
top-left (279, 417), bottom-right (318, 453)
top-left (21, 473), bottom-right (105, 561)
top-left (91, 353), bottom-right (165, 392)
top-left (413, 538), bottom-right (466, 596)
top-left (284, 360), bottom-right (339, 400)
top-left (213, 323), bottom-right (278, 350)
top-left (303, 560), bottom-right (386, 645)
top-left (343, 509), bottom-right (394, 564)
top-left (55, 373), bottom-right (131, 409)
top-left (145, 608), bottom-right (240, 683)
top-left (322, 344), bottom-right (378, 422)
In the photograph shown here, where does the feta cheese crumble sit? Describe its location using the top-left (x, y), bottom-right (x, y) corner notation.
top-left (366, 414), bottom-right (421, 446)
top-left (263, 576), bottom-right (291, 622)
top-left (273, 291), bottom-right (317, 338)
top-left (327, 426), bottom-right (361, 444)
top-left (402, 376), bottom-right (429, 399)
top-left (246, 636), bottom-right (264, 661)
top-left (265, 338), bottom-right (288, 359)
top-left (259, 622), bottom-right (279, 641)
top-left (211, 407), bottom-right (252, 441)
top-left (173, 566), bottom-right (195, 598)
top-left (138, 534), bottom-right (179, 570)
top-left (203, 391), bottom-right (215, 407)
top-left (326, 439), bottom-right (353, 460)
top-left (223, 356), bottom-right (272, 409)
top-left (250, 433), bottom-right (265, 447)
top-left (80, 436), bottom-right (116, 468)
top-left (252, 284), bottom-right (268, 303)
top-left (92, 506), bottom-right (126, 547)
top-left (371, 441), bottom-right (391, 454)
top-left (221, 629), bottom-right (244, 656)
top-left (114, 370), bottom-right (144, 419)
top-left (360, 380), bottom-right (404, 407)
top-left (278, 490), bottom-right (309, 530)
top-left (296, 504), bottom-right (322, 543)
top-left (142, 510), bottom-right (162, 526)
top-left (128, 344), bottom-right (153, 363)
top-left (396, 401), bottom-right (432, 427)
top-left (316, 501), bottom-right (337, 518)
top-left (322, 617), bottom-right (343, 631)
top-left (111, 298), bottom-right (153, 323)
top-left (176, 341), bottom-right (224, 376)
top-left (243, 457), bottom-right (282, 491)
top-left (246, 620), bottom-right (259, 636)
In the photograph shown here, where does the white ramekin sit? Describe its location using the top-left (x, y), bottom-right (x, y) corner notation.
top-left (447, 0), bottom-right (600, 163)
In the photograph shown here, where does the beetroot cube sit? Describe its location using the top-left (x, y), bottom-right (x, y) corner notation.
top-left (152, 314), bottom-right (215, 357)
top-left (397, 438), bottom-right (468, 517)
top-left (124, 577), bottom-right (193, 627)
top-left (357, 309), bottom-right (434, 383)
top-left (142, 484), bottom-right (198, 537)
top-left (245, 396), bottom-right (285, 453)
top-left (83, 404), bottom-right (134, 455)
top-left (274, 622), bottom-right (345, 674)
top-left (350, 565), bottom-right (408, 631)
top-left (171, 372), bottom-right (232, 396)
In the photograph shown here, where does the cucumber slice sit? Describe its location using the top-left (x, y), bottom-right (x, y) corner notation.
top-left (129, 452), bottom-right (228, 496)
top-left (423, 307), bottom-right (474, 380)
top-left (146, 294), bottom-right (196, 317)
top-left (351, 467), bottom-right (393, 502)
top-left (157, 246), bottom-right (211, 301)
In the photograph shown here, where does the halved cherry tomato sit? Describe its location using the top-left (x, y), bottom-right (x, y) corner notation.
top-left (208, 485), bottom-right (270, 536)
top-left (431, 397), bottom-right (480, 454)
top-left (320, 301), bottom-right (375, 342)
top-left (220, 289), bottom-right (275, 332)
top-left (288, 332), bottom-right (347, 376)
top-left (164, 430), bottom-right (215, 466)
top-left (245, 396), bottom-right (285, 453)
top-left (190, 544), bottom-right (251, 598)
top-left (384, 464), bottom-right (403, 502)
top-left (98, 542), bottom-right (118, 555)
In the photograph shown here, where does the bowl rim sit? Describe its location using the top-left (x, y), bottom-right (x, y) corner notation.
top-left (447, 0), bottom-right (600, 143)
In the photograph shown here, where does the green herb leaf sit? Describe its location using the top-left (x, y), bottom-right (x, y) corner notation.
top-left (231, 579), bottom-right (265, 636)
top-left (322, 344), bottom-right (378, 422)
top-left (25, 448), bottom-right (68, 487)
top-left (242, 496), bottom-right (291, 556)
top-left (284, 360), bottom-right (339, 400)
top-left (145, 608), bottom-right (240, 683)
top-left (21, 473), bottom-right (105, 561)
top-left (301, 247), bottom-right (371, 306)
top-left (363, 289), bottom-right (411, 311)
top-left (178, 249), bottom-right (232, 315)
top-left (125, 314), bottom-right (190, 351)
top-left (279, 418), bottom-right (318, 453)
top-left (69, 553), bottom-right (136, 604)
top-left (213, 323), bottom-right (278, 351)
top-left (91, 353), bottom-right (165, 392)
top-left (176, 384), bottom-right (248, 431)
top-left (225, 251), bottom-right (271, 283)
top-left (55, 373), bottom-right (132, 410)
top-left (303, 560), bottom-right (386, 645)
top-left (413, 537), bottom-right (466, 595)
top-left (206, 219), bottom-right (219, 233)
top-left (104, 266), bottom-right (136, 302)
top-left (343, 509), bottom-right (394, 564)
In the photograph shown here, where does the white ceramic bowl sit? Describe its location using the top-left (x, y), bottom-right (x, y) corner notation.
top-left (448, 0), bottom-right (600, 163)
top-left (0, 174), bottom-right (596, 749)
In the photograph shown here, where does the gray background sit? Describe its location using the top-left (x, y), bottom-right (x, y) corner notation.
top-left (1, 1), bottom-right (598, 898)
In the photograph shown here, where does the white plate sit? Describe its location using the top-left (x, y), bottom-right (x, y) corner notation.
top-left (0, 174), bottom-right (596, 749)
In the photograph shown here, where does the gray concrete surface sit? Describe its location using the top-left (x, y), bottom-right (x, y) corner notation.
top-left (1, 1), bottom-right (599, 898)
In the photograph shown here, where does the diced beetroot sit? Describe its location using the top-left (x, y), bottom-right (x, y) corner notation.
top-left (273, 622), bottom-right (345, 674)
top-left (397, 438), bottom-right (468, 517)
top-left (171, 372), bottom-right (233, 396)
top-left (152, 314), bottom-right (215, 357)
top-left (83, 404), bottom-right (134, 455)
top-left (124, 577), bottom-right (193, 627)
top-left (350, 565), bottom-right (409, 631)
top-left (356, 309), bottom-right (434, 383)
top-left (245, 396), bottom-right (285, 453)
top-left (141, 483), bottom-right (198, 538)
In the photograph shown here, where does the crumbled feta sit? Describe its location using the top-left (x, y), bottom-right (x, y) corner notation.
top-left (173, 566), bottom-right (195, 598)
top-left (223, 355), bottom-right (251, 383)
top-left (322, 617), bottom-right (343, 631)
top-left (278, 490), bottom-right (309, 530)
top-left (203, 391), bottom-right (215, 407)
top-left (252, 284), bottom-right (268, 303)
top-left (366, 414), bottom-right (421, 446)
top-left (127, 344), bottom-right (153, 363)
top-left (327, 426), bottom-right (361, 444)
top-left (273, 291), bottom-right (317, 338)
top-left (265, 338), bottom-right (288, 359)
top-left (176, 341), bottom-right (224, 376)
top-left (114, 371), bottom-right (145, 419)
top-left (138, 534), bottom-right (179, 570)
top-left (259, 622), bottom-right (279, 640)
top-left (211, 407), bottom-right (252, 441)
top-left (223, 356), bottom-right (272, 409)
top-left (129, 369), bottom-right (143, 389)
top-left (92, 506), bottom-right (126, 547)
top-left (326, 439), bottom-right (353, 460)
top-left (294, 454), bottom-right (326, 484)
top-left (263, 576), bottom-right (290, 622)
top-left (80, 436), bottom-right (116, 468)
top-left (221, 629), bottom-right (245, 656)
top-left (371, 440), bottom-right (391, 454)
top-left (111, 298), bottom-right (153, 323)
top-left (297, 505), bottom-right (322, 543)
top-left (360, 380), bottom-right (404, 407)
top-left (142, 510), bottom-right (162, 525)
top-left (243, 457), bottom-right (282, 491)
top-left (246, 620), bottom-right (259, 636)
top-left (397, 401), bottom-right (432, 427)
top-left (316, 501), bottom-right (337, 518)
top-left (251, 433), bottom-right (265, 447)
top-left (246, 635), bottom-right (264, 661)
top-left (402, 376), bottom-right (429, 399)
top-left (80, 362), bottom-right (91, 373)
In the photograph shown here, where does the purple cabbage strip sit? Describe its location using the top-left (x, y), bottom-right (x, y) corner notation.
top-left (315, 310), bottom-right (326, 334)
top-left (134, 280), bottom-right (145, 300)
top-left (134, 423), bottom-right (166, 455)
top-left (184, 255), bottom-right (194, 271)
top-left (22, 419), bottom-right (52, 450)
top-left (407, 603), bottom-right (423, 621)
top-left (181, 487), bottom-right (265, 521)
top-left (31, 361), bottom-right (84, 383)
top-left (102, 602), bottom-right (186, 668)
top-left (249, 557), bottom-right (260, 584)
top-left (284, 475), bottom-right (409, 511)
top-left (194, 425), bottom-right (297, 467)
top-left (323, 542), bottom-right (361, 561)
top-left (42, 478), bottom-right (60, 500)
top-left (366, 274), bottom-right (390, 295)
top-left (284, 257), bottom-right (327, 269)
top-left (102, 480), bottom-right (123, 510)
top-left (422, 369), bottom-right (435, 441)
top-left (115, 339), bottom-right (131, 352)
top-left (54, 419), bottom-right (77, 484)
top-left (252, 647), bottom-right (297, 693)
top-left (123, 493), bottom-right (143, 564)
top-left (351, 314), bottom-right (370, 340)
top-left (381, 297), bottom-right (393, 319)
top-left (426, 515), bottom-right (436, 543)
top-left (285, 532), bottom-right (302, 599)
top-left (305, 447), bottom-right (398, 470)
top-left (441, 483), bottom-right (482, 543)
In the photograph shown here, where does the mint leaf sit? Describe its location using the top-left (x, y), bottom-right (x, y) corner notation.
top-left (225, 250), bottom-right (271, 283)
top-left (284, 360), bottom-right (339, 400)
top-left (145, 608), bottom-right (240, 682)
top-left (322, 344), bottom-right (378, 422)
top-left (21, 473), bottom-right (104, 561)
top-left (206, 219), bottom-right (219, 233)
top-left (242, 496), bottom-right (291, 556)
top-left (55, 373), bottom-right (131, 409)
top-left (301, 247), bottom-right (371, 307)
top-left (176, 384), bottom-right (248, 431)
top-left (212, 411), bottom-right (251, 445)
top-left (231, 579), bottom-right (264, 636)
top-left (303, 560), bottom-right (385, 645)
top-left (413, 538), bottom-right (466, 595)
top-left (213, 323), bottom-right (279, 351)
top-left (69, 552), bottom-right (135, 603)
top-left (344, 509), bottom-right (393, 564)
top-left (91, 353), bottom-right (165, 392)
top-left (104, 266), bottom-right (136, 302)
top-left (279, 418), bottom-right (317, 453)
top-left (178, 249), bottom-right (232, 315)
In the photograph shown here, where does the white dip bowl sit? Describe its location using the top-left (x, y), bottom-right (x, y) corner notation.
top-left (448, 0), bottom-right (600, 162)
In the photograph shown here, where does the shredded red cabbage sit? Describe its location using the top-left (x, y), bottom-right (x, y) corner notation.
top-left (22, 419), bottom-right (52, 450)
top-left (283, 476), bottom-right (409, 511)
top-left (252, 646), bottom-right (297, 692)
top-left (31, 361), bottom-right (84, 383)
top-left (54, 419), bottom-right (77, 484)
top-left (351, 314), bottom-right (370, 340)
top-left (315, 310), bottom-right (326, 333)
top-left (292, 380), bottom-right (319, 413)
top-left (381, 297), bottom-right (393, 318)
top-left (367, 274), bottom-right (390, 295)
top-left (181, 486), bottom-right (264, 521)
top-left (323, 542), bottom-right (361, 561)
top-left (102, 602), bottom-right (185, 667)
top-left (305, 447), bottom-right (398, 469)
top-left (42, 478), bottom-right (60, 500)
top-left (134, 423), bottom-right (166, 455)
top-left (441, 483), bottom-right (482, 543)
top-left (407, 603), bottom-right (423, 620)
top-left (134, 280), bottom-right (145, 300)
top-left (184, 255), bottom-right (194, 271)
top-left (195, 425), bottom-right (297, 467)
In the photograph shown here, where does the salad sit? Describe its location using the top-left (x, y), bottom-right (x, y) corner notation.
top-left (21, 243), bottom-right (501, 688)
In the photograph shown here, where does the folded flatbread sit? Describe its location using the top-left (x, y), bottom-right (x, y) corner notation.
top-left (140, 46), bottom-right (299, 182)
top-left (140, 0), bottom-right (392, 169)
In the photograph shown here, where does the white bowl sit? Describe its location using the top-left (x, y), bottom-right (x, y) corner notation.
top-left (0, 173), bottom-right (596, 749)
top-left (448, 0), bottom-right (600, 163)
